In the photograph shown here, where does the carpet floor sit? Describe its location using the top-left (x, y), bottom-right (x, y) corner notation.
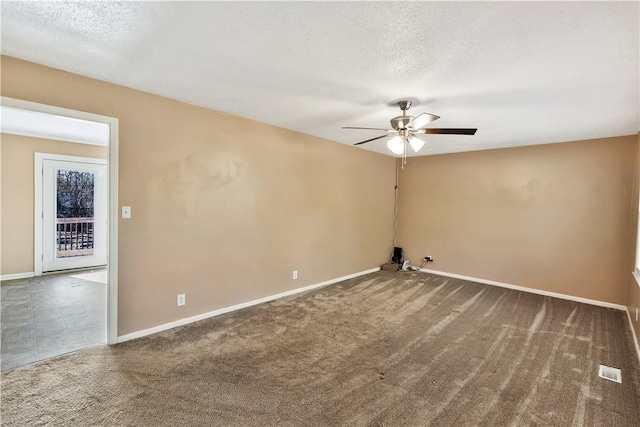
top-left (1, 271), bottom-right (639, 426)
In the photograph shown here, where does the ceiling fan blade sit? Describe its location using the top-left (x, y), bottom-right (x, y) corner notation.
top-left (407, 112), bottom-right (440, 130)
top-left (353, 134), bottom-right (390, 146)
top-left (415, 128), bottom-right (477, 135)
top-left (342, 127), bottom-right (395, 132)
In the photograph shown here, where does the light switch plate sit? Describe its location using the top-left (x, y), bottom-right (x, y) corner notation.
top-left (122, 206), bottom-right (131, 219)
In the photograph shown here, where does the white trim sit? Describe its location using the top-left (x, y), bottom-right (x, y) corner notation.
top-left (118, 267), bottom-right (380, 343)
top-left (35, 153), bottom-right (106, 163)
top-left (1, 105), bottom-right (109, 146)
top-left (34, 154), bottom-right (43, 277)
top-left (2, 97), bottom-right (120, 127)
top-left (633, 271), bottom-right (640, 289)
top-left (35, 153), bottom-right (107, 275)
top-left (2, 96), bottom-right (120, 346)
top-left (107, 119), bottom-right (119, 346)
top-left (0, 272), bottom-right (35, 281)
top-left (419, 268), bottom-right (627, 311)
top-left (625, 308), bottom-right (640, 365)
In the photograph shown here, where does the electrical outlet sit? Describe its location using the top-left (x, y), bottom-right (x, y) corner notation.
top-left (293, 270), bottom-right (298, 280)
top-left (423, 256), bottom-right (434, 262)
top-left (177, 294), bottom-right (186, 306)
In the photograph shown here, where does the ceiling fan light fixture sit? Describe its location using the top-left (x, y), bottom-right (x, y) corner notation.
top-left (387, 135), bottom-right (404, 155)
top-left (345, 101), bottom-right (477, 157)
top-left (409, 136), bottom-right (425, 152)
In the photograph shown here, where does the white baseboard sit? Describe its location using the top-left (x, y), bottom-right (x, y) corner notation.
top-left (118, 267), bottom-right (381, 343)
top-left (419, 268), bottom-right (627, 311)
top-left (1, 272), bottom-right (35, 281)
top-left (625, 308), bottom-right (640, 364)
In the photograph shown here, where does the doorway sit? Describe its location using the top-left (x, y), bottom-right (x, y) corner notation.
top-left (40, 156), bottom-right (108, 273)
top-left (1, 96), bottom-right (119, 354)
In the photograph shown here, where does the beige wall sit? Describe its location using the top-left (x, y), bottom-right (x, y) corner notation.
top-left (397, 136), bottom-right (637, 306)
top-left (1, 134), bottom-right (107, 275)
top-left (2, 54), bottom-right (636, 340)
top-left (0, 56), bottom-right (395, 335)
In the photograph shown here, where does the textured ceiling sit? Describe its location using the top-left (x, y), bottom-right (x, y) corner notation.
top-left (1, 1), bottom-right (638, 157)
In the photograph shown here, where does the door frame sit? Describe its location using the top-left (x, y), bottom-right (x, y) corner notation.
top-left (37, 154), bottom-right (108, 273)
top-left (2, 96), bottom-right (119, 345)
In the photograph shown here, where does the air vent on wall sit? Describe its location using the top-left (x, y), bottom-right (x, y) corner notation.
top-left (598, 364), bottom-right (622, 383)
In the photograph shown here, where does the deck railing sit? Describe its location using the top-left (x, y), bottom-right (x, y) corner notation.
top-left (56, 217), bottom-right (95, 258)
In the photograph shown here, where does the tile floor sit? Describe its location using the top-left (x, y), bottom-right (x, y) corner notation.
top-left (1, 269), bottom-right (106, 371)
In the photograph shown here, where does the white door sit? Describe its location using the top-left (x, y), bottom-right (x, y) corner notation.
top-left (42, 158), bottom-right (107, 272)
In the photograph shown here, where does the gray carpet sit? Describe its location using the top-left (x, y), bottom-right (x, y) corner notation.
top-left (1, 271), bottom-right (639, 426)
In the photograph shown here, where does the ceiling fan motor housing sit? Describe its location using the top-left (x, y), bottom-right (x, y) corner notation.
top-left (390, 116), bottom-right (414, 131)
top-left (391, 100), bottom-right (415, 131)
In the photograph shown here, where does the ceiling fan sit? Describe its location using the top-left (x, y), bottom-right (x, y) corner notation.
top-left (343, 101), bottom-right (477, 155)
